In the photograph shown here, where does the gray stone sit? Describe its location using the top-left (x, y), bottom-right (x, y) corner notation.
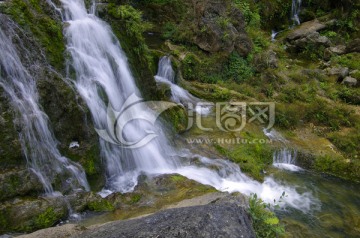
top-left (342, 76), bottom-right (358, 87)
top-left (75, 193), bottom-right (255, 238)
top-left (286, 19), bottom-right (327, 41)
top-left (325, 67), bottom-right (349, 80)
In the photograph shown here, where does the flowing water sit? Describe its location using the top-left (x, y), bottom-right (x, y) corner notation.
top-left (291, 0), bottom-right (302, 25)
top-left (0, 19), bottom-right (89, 194)
top-left (56, 0), bottom-right (315, 210)
top-left (155, 56), bottom-right (212, 115)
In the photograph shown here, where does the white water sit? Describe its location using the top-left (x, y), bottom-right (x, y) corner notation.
top-left (273, 149), bottom-right (303, 172)
top-left (264, 129), bottom-right (303, 171)
top-left (291, 0), bottom-right (302, 25)
top-left (155, 56), bottom-right (212, 115)
top-left (0, 24), bottom-right (89, 194)
top-left (57, 0), bottom-right (316, 211)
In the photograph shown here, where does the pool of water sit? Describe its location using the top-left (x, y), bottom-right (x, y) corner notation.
top-left (269, 167), bottom-right (360, 237)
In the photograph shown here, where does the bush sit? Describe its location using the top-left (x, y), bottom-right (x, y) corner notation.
top-left (249, 194), bottom-right (285, 238)
top-left (226, 52), bottom-right (254, 83)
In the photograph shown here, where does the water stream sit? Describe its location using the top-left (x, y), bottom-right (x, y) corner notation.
top-left (55, 0), bottom-right (315, 210)
top-left (0, 19), bottom-right (89, 195)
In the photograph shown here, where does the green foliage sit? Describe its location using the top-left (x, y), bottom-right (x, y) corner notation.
top-left (233, 0), bottom-right (260, 28)
top-left (333, 53), bottom-right (360, 70)
top-left (182, 53), bottom-right (201, 81)
top-left (328, 128), bottom-right (360, 159)
top-left (249, 194), bottom-right (285, 238)
top-left (304, 99), bottom-right (354, 130)
top-left (162, 22), bottom-right (178, 39)
top-left (226, 52), bottom-right (254, 83)
top-left (3, 0), bottom-right (65, 70)
top-left (88, 200), bottom-right (114, 212)
top-left (34, 208), bottom-right (58, 229)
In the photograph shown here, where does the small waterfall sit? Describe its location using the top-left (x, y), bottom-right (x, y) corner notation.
top-left (291, 0), bottom-right (302, 25)
top-left (264, 129), bottom-right (302, 171)
top-left (0, 22), bottom-right (89, 194)
top-left (155, 56), bottom-right (212, 115)
top-left (54, 0), bottom-right (316, 211)
top-left (273, 149), bottom-right (302, 172)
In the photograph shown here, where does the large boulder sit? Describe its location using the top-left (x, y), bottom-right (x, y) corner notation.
top-left (75, 193), bottom-right (255, 238)
top-left (0, 169), bottom-right (43, 201)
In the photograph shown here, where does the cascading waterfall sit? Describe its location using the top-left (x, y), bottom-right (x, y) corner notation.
top-left (0, 22), bottom-right (89, 195)
top-left (155, 56), bottom-right (212, 115)
top-left (291, 0), bottom-right (302, 25)
top-left (57, 0), bottom-right (316, 210)
top-left (264, 129), bottom-right (303, 171)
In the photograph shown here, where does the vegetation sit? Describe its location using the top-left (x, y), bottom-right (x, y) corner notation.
top-left (2, 0), bottom-right (65, 70)
top-left (249, 194), bottom-right (285, 238)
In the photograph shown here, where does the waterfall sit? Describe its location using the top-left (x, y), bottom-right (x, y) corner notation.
top-left (0, 22), bottom-right (89, 195)
top-left (291, 0), bottom-right (302, 25)
top-left (273, 149), bottom-right (302, 172)
top-left (56, 0), bottom-right (316, 211)
top-left (264, 129), bottom-right (303, 171)
top-left (155, 56), bottom-right (212, 115)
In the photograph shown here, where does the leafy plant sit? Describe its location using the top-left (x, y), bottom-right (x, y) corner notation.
top-left (249, 193), bottom-right (285, 238)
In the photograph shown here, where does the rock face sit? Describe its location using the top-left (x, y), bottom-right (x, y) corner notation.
top-left (75, 193), bottom-right (255, 238)
top-left (141, 0), bottom-right (252, 57)
top-left (192, 0), bottom-right (252, 56)
top-left (0, 169), bottom-right (43, 201)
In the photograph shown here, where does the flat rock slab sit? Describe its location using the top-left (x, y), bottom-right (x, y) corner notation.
top-left (75, 193), bottom-right (255, 238)
top-left (286, 19), bottom-right (326, 41)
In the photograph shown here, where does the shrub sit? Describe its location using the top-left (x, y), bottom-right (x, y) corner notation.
top-left (249, 194), bottom-right (285, 238)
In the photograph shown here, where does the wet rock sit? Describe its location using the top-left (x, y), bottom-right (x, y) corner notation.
top-left (75, 193), bottom-right (255, 238)
top-left (0, 169), bottom-right (43, 201)
top-left (342, 76), bottom-right (358, 87)
top-left (345, 38), bottom-right (360, 53)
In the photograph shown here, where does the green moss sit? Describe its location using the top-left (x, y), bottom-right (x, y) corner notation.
top-left (130, 194), bottom-right (142, 204)
top-left (87, 200), bottom-right (114, 212)
top-left (34, 207), bottom-right (58, 229)
top-left (0, 210), bottom-right (9, 233)
top-left (104, 4), bottom-right (158, 100)
top-left (3, 0), bottom-right (65, 70)
top-left (170, 174), bottom-right (186, 182)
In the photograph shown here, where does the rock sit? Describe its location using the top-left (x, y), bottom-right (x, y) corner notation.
top-left (325, 67), bottom-right (349, 81)
top-left (324, 45), bottom-right (346, 60)
top-left (292, 32), bottom-right (330, 48)
top-left (192, 0), bottom-right (252, 56)
top-left (342, 76), bottom-right (358, 87)
top-left (0, 169), bottom-right (43, 201)
top-left (346, 38), bottom-right (360, 53)
top-left (16, 224), bottom-right (83, 238)
top-left (286, 19), bottom-right (327, 41)
top-left (0, 196), bottom-right (68, 233)
top-left (254, 50), bottom-right (278, 71)
top-left (75, 193), bottom-right (255, 238)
